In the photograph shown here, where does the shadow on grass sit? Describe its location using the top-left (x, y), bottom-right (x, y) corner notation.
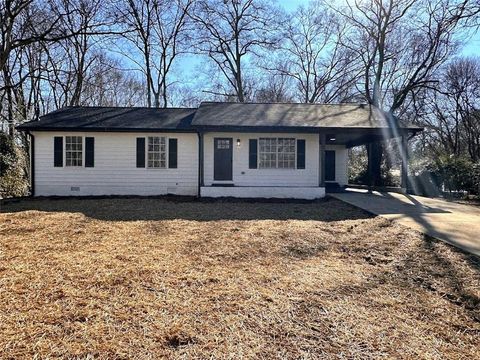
top-left (418, 237), bottom-right (480, 315)
top-left (318, 233), bottom-right (480, 323)
top-left (0, 196), bottom-right (373, 222)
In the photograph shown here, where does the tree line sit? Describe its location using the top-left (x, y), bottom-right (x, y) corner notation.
top-left (1, 0), bottom-right (479, 196)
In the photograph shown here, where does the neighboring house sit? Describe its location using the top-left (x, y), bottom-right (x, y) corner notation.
top-left (17, 102), bottom-right (422, 199)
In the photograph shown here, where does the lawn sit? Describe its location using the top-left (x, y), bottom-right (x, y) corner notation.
top-left (0, 197), bottom-right (479, 359)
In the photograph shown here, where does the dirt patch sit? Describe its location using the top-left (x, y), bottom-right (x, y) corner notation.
top-left (0, 198), bottom-right (479, 358)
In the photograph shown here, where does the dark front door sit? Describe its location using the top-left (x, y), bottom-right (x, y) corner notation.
top-left (325, 150), bottom-right (336, 181)
top-left (214, 138), bottom-right (233, 181)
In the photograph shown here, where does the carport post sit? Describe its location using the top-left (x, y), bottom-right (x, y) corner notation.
top-left (400, 135), bottom-right (408, 193)
top-left (319, 133), bottom-right (326, 187)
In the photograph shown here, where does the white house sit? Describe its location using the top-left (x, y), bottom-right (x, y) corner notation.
top-left (17, 102), bottom-right (421, 199)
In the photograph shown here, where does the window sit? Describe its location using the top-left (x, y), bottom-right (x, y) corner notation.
top-left (147, 136), bottom-right (167, 168)
top-left (277, 138), bottom-right (296, 168)
top-left (259, 137), bottom-right (296, 169)
top-left (217, 139), bottom-right (230, 149)
top-left (65, 136), bottom-right (82, 166)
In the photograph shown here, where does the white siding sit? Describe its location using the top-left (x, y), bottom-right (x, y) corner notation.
top-left (203, 132), bottom-right (320, 187)
top-left (32, 131), bottom-right (198, 196)
top-left (325, 145), bottom-right (348, 186)
top-left (203, 132), bottom-right (348, 188)
top-left (31, 130), bottom-right (349, 197)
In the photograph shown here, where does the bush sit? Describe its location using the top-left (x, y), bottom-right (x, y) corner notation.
top-left (426, 156), bottom-right (479, 196)
top-left (348, 147), bottom-right (399, 187)
top-left (0, 132), bottom-right (16, 174)
top-left (0, 132), bottom-right (29, 198)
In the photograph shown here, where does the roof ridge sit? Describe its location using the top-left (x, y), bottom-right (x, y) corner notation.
top-left (62, 105), bottom-right (198, 110)
top-left (199, 101), bottom-right (370, 106)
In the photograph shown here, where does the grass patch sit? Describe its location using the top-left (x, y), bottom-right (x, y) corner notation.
top-left (0, 197), bottom-right (479, 358)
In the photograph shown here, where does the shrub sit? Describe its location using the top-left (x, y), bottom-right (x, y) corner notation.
top-left (427, 155), bottom-right (478, 196)
top-left (348, 147), bottom-right (399, 187)
top-left (0, 132), bottom-right (16, 175)
top-left (0, 132), bottom-right (29, 198)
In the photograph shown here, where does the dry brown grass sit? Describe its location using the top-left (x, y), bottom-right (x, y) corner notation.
top-left (0, 197), bottom-right (479, 359)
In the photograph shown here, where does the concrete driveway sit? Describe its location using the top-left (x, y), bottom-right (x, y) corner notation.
top-left (331, 189), bottom-right (480, 257)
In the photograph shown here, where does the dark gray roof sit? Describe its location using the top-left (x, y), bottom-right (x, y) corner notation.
top-left (17, 103), bottom-right (422, 133)
top-left (192, 102), bottom-right (419, 130)
top-left (17, 106), bottom-right (197, 131)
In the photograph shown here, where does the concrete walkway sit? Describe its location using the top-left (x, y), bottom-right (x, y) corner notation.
top-left (331, 189), bottom-right (480, 257)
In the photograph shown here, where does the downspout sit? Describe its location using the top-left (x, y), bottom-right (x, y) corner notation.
top-left (319, 132), bottom-right (326, 188)
top-left (29, 132), bottom-right (35, 197)
top-left (197, 131), bottom-right (204, 198)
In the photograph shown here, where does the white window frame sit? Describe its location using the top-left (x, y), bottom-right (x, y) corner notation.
top-left (147, 136), bottom-right (167, 169)
top-left (65, 136), bottom-right (83, 167)
top-left (258, 137), bottom-right (296, 169)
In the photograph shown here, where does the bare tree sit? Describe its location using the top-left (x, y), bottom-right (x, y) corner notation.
top-left (1, 0), bottom-right (117, 134)
top-left (38, 0), bottom-right (110, 108)
top-left (189, 0), bottom-right (278, 102)
top-left (335, 0), bottom-right (477, 185)
top-left (115, 0), bottom-right (193, 108)
top-left (0, 0), bottom-right (57, 133)
top-left (422, 57), bottom-right (480, 161)
top-left (1, 0), bottom-right (62, 72)
top-left (254, 72), bottom-right (294, 103)
top-left (82, 54), bottom-right (147, 107)
top-left (338, 0), bottom-right (477, 115)
top-left (268, 2), bottom-right (359, 104)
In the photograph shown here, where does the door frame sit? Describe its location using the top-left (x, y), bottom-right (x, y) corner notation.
top-left (325, 150), bottom-right (336, 182)
top-left (213, 137), bottom-right (233, 182)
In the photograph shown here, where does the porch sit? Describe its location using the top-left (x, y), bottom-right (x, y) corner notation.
top-left (198, 127), bottom-right (420, 199)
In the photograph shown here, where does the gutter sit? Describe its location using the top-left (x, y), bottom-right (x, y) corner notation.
top-left (15, 126), bottom-right (197, 133)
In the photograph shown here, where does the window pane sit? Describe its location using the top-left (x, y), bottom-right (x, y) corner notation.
top-left (259, 138), bottom-right (278, 168)
top-left (277, 138), bottom-right (295, 169)
top-left (259, 137), bottom-right (296, 169)
top-left (147, 136), bottom-right (167, 168)
top-left (65, 136), bottom-right (83, 167)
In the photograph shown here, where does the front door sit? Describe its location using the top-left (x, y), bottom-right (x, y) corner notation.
top-left (214, 138), bottom-right (233, 181)
top-left (325, 150), bottom-right (336, 181)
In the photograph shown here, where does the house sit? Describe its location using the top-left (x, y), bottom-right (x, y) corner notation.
top-left (17, 102), bottom-right (422, 199)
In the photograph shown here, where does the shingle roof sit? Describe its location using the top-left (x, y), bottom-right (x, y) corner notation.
top-left (192, 102), bottom-right (419, 130)
top-left (17, 106), bottom-right (197, 131)
top-left (17, 103), bottom-right (422, 132)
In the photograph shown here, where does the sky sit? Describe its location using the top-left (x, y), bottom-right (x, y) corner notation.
top-left (279, 0), bottom-right (480, 55)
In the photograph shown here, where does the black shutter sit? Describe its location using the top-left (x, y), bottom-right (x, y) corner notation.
top-left (297, 139), bottom-right (305, 169)
top-left (168, 138), bottom-right (177, 168)
top-left (85, 137), bottom-right (94, 167)
top-left (249, 139), bottom-right (258, 169)
top-left (136, 137), bottom-right (145, 168)
top-left (54, 136), bottom-right (63, 167)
